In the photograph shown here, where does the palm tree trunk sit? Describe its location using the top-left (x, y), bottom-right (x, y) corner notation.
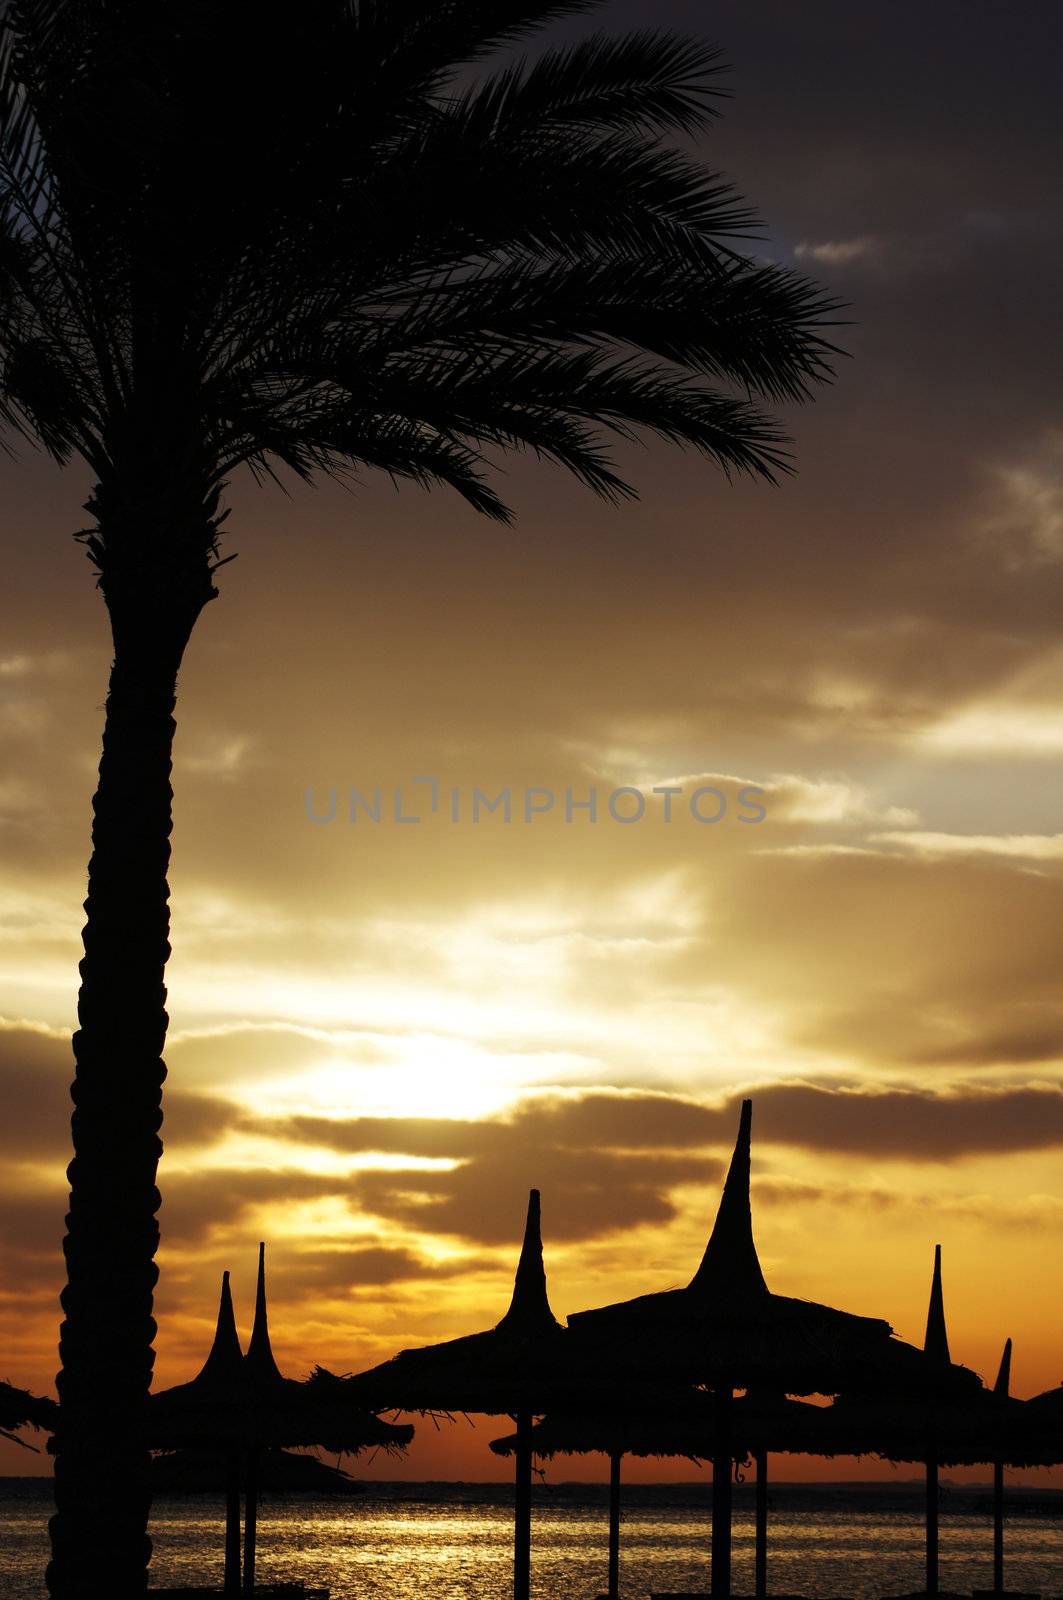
top-left (46, 522), bottom-right (213, 1596)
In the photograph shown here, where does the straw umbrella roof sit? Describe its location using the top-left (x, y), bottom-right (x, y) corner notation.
top-left (149, 1247), bottom-right (412, 1459)
top-left (0, 1379), bottom-right (58, 1447)
top-left (330, 1190), bottom-right (590, 1417)
top-left (488, 1389), bottom-right (835, 1465)
top-left (150, 1445), bottom-right (367, 1495)
top-left (1026, 1380), bottom-right (1063, 1418)
top-left (821, 1255), bottom-right (1048, 1468)
top-left (567, 1100), bottom-right (967, 1400)
top-left (1002, 1355), bottom-right (1063, 1463)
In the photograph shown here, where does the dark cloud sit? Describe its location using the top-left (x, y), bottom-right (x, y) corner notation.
top-left (262, 1244), bottom-right (499, 1295)
top-left (751, 1083), bottom-right (1063, 1161)
top-left (274, 1091), bottom-right (730, 1160)
top-left (256, 1082), bottom-right (1063, 1250)
top-left (0, 1180), bottom-right (67, 1305)
top-left (255, 1093), bottom-right (728, 1242)
top-left (157, 1168), bottom-right (350, 1247)
top-left (696, 850), bottom-right (1063, 1072)
top-left (348, 1150), bottom-right (706, 1245)
top-left (0, 1027), bottom-right (73, 1160)
top-left (271, 1081), bottom-right (1063, 1170)
top-left (0, 1023), bottom-right (245, 1163)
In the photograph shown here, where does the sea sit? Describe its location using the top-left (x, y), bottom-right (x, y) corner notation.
top-left (2, 1480), bottom-right (1062, 1598)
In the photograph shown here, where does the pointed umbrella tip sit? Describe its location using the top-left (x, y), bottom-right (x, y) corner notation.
top-left (496, 1189), bottom-right (558, 1333)
top-left (194, 1269), bottom-right (244, 1382)
top-left (246, 1239), bottom-right (284, 1383)
top-left (923, 1244), bottom-right (951, 1367)
top-left (687, 1097), bottom-right (767, 1300)
top-left (994, 1336), bottom-right (1013, 1398)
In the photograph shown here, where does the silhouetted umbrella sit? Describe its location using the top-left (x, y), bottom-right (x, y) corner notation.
top-left (823, 1252), bottom-right (1042, 1600)
top-left (151, 1445), bottom-right (366, 1495)
top-left (989, 1338), bottom-right (1013, 1598)
top-left (488, 1388), bottom-right (831, 1600)
top-left (566, 1100), bottom-right (972, 1599)
top-left (0, 1379), bottom-right (58, 1449)
top-left (1025, 1380), bottom-right (1063, 1422)
top-left (324, 1189), bottom-right (603, 1600)
top-left (151, 1245), bottom-right (412, 1594)
top-left (920, 1242), bottom-right (962, 1600)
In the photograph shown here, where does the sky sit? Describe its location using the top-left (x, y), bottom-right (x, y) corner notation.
top-left (2, 0), bottom-right (1063, 1483)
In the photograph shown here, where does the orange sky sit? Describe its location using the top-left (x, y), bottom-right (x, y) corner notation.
top-left (2, 0), bottom-right (1063, 1484)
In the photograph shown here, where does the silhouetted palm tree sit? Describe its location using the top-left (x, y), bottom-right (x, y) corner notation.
top-left (1, 2), bottom-right (838, 1591)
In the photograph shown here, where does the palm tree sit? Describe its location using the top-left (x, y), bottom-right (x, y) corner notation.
top-left (1, 2), bottom-right (838, 1592)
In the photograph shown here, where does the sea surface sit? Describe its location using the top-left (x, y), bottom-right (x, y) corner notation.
top-left (2, 1479), bottom-right (1062, 1598)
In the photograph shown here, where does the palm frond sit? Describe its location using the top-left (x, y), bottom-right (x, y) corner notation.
top-left (346, 0), bottom-right (604, 88)
top-left (447, 30), bottom-right (729, 138)
top-left (0, 0), bottom-right (840, 516)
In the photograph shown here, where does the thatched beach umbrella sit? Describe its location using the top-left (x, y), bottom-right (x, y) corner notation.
top-left (488, 1387), bottom-right (830, 1600)
top-left (488, 1390), bottom-right (716, 1600)
top-left (327, 1189), bottom-right (602, 1600)
top-left (822, 1252), bottom-right (1041, 1600)
top-left (566, 1100), bottom-right (964, 1599)
top-left (151, 1245), bottom-right (412, 1594)
top-left (0, 1378), bottom-right (58, 1449)
top-left (1024, 1373), bottom-right (1063, 1463)
top-left (151, 1443), bottom-right (365, 1495)
top-left (150, 1269), bottom-right (247, 1589)
top-left (989, 1337), bottom-right (1012, 1597)
top-left (922, 1243), bottom-right (955, 1597)
top-left (1025, 1378), bottom-right (1063, 1423)
top-left (974, 1342), bottom-right (1063, 1598)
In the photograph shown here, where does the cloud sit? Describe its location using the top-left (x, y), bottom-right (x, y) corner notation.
top-left (262, 1242), bottom-right (499, 1295)
top-left (754, 1174), bottom-right (1063, 1231)
top-left (688, 845), bottom-right (1063, 1070)
top-left (872, 831), bottom-right (1063, 861)
top-left (762, 774), bottom-right (918, 828)
top-left (184, 734), bottom-right (257, 780)
top-left (917, 708), bottom-right (1063, 756)
top-left (347, 1149), bottom-right (707, 1245)
top-left (795, 236), bottom-right (879, 267)
top-left (157, 1167), bottom-right (352, 1247)
top-left (0, 1020), bottom-right (244, 1162)
top-left (244, 1090), bottom-right (739, 1242)
top-left (749, 1082), bottom-right (1063, 1160)
top-left (980, 437), bottom-right (1063, 570)
top-left (270, 1090), bottom-right (729, 1161)
top-left (252, 1081), bottom-right (1063, 1256)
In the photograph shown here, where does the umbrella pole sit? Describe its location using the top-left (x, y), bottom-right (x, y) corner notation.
top-left (755, 1448), bottom-right (768, 1599)
top-left (607, 1450), bottom-right (622, 1600)
top-left (243, 1447), bottom-right (259, 1594)
top-left (711, 1385), bottom-right (733, 1600)
top-left (925, 1456), bottom-right (938, 1597)
top-left (514, 1408), bottom-right (533, 1600)
top-left (224, 1452), bottom-right (241, 1596)
top-left (992, 1457), bottom-right (1004, 1594)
